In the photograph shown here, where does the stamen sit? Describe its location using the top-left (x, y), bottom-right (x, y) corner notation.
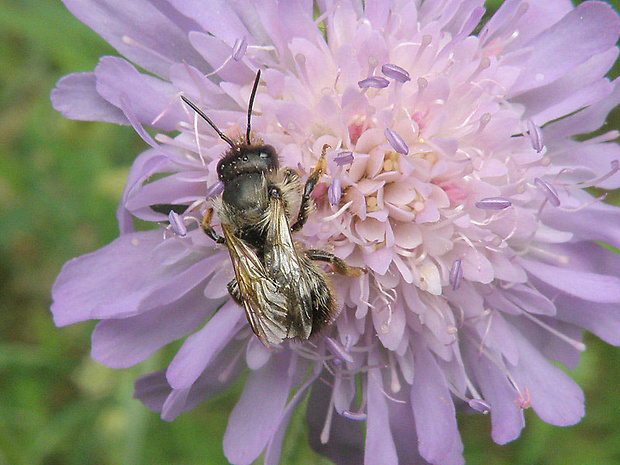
top-left (465, 332), bottom-right (519, 387)
top-left (381, 64), bottom-right (411, 83)
top-left (482, 2), bottom-right (529, 48)
top-left (232, 37), bottom-right (247, 61)
top-left (417, 77), bottom-right (428, 91)
top-left (534, 178), bottom-right (560, 207)
top-left (358, 76), bottom-right (390, 89)
top-left (168, 211), bottom-right (187, 236)
top-left (574, 159), bottom-right (620, 188)
top-left (449, 259), bottom-right (463, 291)
top-left (118, 94), bottom-right (171, 159)
top-left (367, 55), bottom-right (378, 74)
top-left (388, 352), bottom-right (401, 393)
top-left (328, 177), bottom-right (342, 206)
top-left (477, 309), bottom-right (495, 356)
top-left (322, 200), bottom-right (353, 221)
top-left (515, 386), bottom-right (531, 410)
top-left (121, 35), bottom-right (175, 65)
top-left (295, 53), bottom-right (313, 94)
top-left (384, 128), bottom-right (409, 155)
top-left (372, 370), bottom-right (407, 404)
top-left (478, 113), bottom-right (492, 132)
top-left (559, 193), bottom-right (607, 213)
top-left (217, 342), bottom-right (246, 383)
top-left (415, 34), bottom-right (433, 61)
top-left (469, 398), bottom-right (491, 414)
top-left (334, 151), bottom-right (354, 165)
top-left (206, 181), bottom-right (224, 199)
top-left (320, 386), bottom-right (337, 444)
top-left (182, 100), bottom-right (208, 165)
top-left (522, 245), bottom-right (570, 265)
top-left (341, 410), bottom-right (367, 421)
top-left (151, 91), bottom-right (184, 126)
top-left (527, 120), bottom-right (544, 152)
top-left (520, 311), bottom-right (586, 352)
top-left (448, 381), bottom-right (491, 414)
top-left (475, 197), bottom-right (512, 210)
top-left (325, 336), bottom-right (354, 363)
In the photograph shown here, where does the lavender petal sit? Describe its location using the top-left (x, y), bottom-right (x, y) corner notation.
top-left (51, 72), bottom-right (128, 124)
top-left (223, 351), bottom-right (293, 464)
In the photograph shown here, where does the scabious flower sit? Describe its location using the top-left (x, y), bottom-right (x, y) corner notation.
top-left (51, 1), bottom-right (620, 464)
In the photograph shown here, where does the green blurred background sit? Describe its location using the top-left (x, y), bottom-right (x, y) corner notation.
top-left (1, 1), bottom-right (620, 464)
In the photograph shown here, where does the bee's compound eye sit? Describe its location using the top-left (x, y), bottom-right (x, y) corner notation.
top-left (242, 155), bottom-right (249, 162)
top-left (260, 152), bottom-right (270, 159)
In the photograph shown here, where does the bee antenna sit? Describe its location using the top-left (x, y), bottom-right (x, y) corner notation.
top-left (246, 69), bottom-right (261, 145)
top-left (181, 95), bottom-right (235, 148)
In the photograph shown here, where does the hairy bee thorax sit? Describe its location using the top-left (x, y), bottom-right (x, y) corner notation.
top-left (219, 166), bottom-right (304, 238)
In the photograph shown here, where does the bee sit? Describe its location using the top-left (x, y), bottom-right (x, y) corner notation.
top-left (181, 70), bottom-right (364, 347)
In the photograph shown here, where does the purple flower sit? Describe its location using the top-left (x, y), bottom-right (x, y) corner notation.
top-left (51, 1), bottom-right (620, 464)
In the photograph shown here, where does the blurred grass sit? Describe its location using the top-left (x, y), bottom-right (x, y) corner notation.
top-left (0, 0), bottom-right (619, 464)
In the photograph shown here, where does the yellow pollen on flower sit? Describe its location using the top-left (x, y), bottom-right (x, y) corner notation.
top-left (381, 152), bottom-right (400, 173)
top-left (424, 151), bottom-right (438, 165)
top-left (413, 201), bottom-right (425, 212)
top-left (366, 194), bottom-right (379, 212)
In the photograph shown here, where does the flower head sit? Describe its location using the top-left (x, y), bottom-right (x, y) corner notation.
top-left (51, 1), bottom-right (620, 464)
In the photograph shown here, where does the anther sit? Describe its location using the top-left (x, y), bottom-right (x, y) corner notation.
top-left (358, 76), bottom-right (390, 89)
top-left (232, 37), bottom-right (247, 61)
top-left (325, 336), bottom-right (354, 364)
top-left (328, 177), bottom-right (342, 206)
top-left (515, 386), bottom-right (531, 410)
top-left (475, 197), bottom-right (512, 210)
top-left (384, 128), bottom-right (409, 155)
top-left (449, 259), bottom-right (463, 291)
top-left (341, 410), bottom-right (367, 421)
top-left (206, 181), bottom-right (224, 199)
top-left (534, 178), bottom-right (560, 207)
top-left (469, 398), bottom-right (491, 414)
top-left (526, 119), bottom-right (544, 153)
top-left (478, 113), bottom-right (492, 132)
top-left (168, 211), bottom-right (187, 236)
top-left (381, 64), bottom-right (411, 83)
top-left (334, 151), bottom-right (354, 165)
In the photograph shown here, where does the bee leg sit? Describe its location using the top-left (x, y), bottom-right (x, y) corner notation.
top-left (305, 249), bottom-right (366, 277)
top-left (201, 208), bottom-right (226, 244)
top-left (227, 278), bottom-right (243, 305)
top-left (291, 144), bottom-right (329, 232)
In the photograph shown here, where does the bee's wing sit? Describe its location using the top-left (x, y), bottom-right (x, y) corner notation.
top-left (264, 193), bottom-right (314, 340)
top-left (222, 225), bottom-right (289, 347)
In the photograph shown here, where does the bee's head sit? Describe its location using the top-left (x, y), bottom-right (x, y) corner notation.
top-left (217, 144), bottom-right (279, 184)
